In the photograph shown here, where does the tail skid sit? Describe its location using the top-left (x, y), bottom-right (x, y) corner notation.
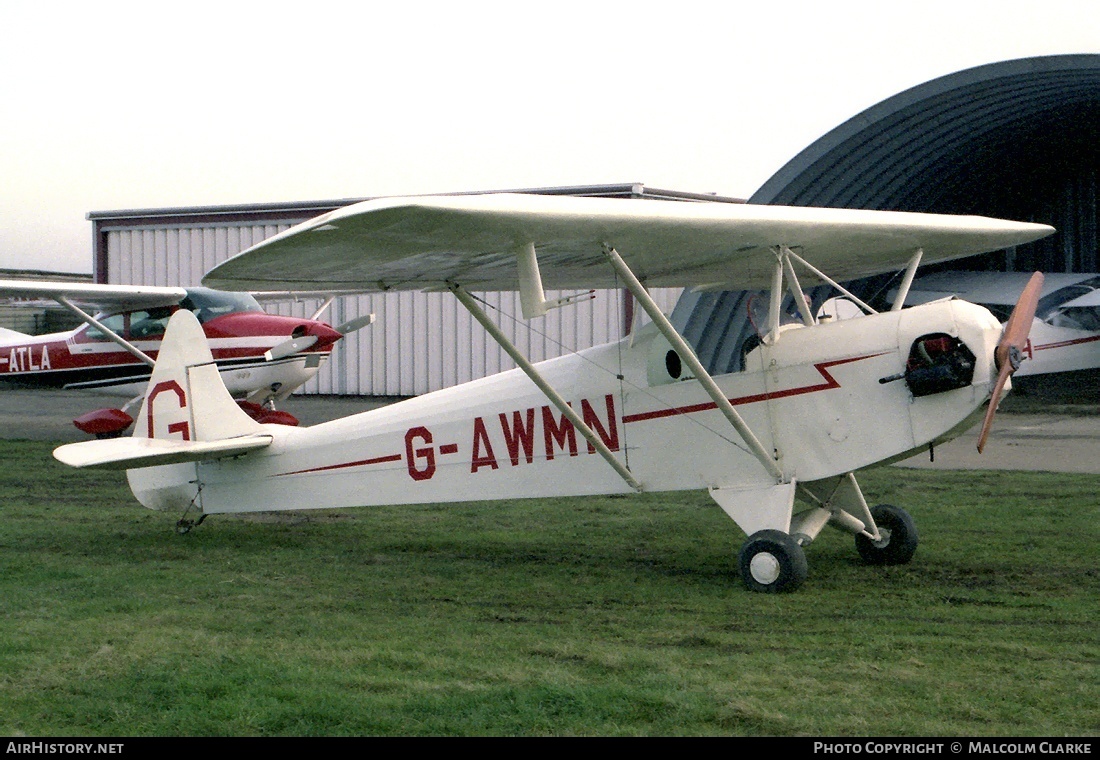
top-left (54, 310), bottom-right (272, 470)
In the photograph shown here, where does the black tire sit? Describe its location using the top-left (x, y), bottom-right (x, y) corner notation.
top-left (738, 529), bottom-right (808, 593)
top-left (855, 504), bottom-right (918, 565)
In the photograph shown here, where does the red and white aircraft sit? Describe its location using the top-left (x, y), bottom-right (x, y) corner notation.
top-left (53, 194), bottom-right (1053, 592)
top-left (0, 281), bottom-right (372, 434)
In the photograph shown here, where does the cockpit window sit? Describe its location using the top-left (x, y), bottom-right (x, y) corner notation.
top-left (1046, 306), bottom-right (1100, 331)
top-left (1035, 276), bottom-right (1100, 322)
top-left (85, 313), bottom-right (126, 341)
top-left (128, 307), bottom-right (172, 338)
top-left (180, 287), bottom-right (263, 324)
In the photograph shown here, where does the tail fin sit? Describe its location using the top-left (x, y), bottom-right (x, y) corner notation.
top-left (54, 310), bottom-right (271, 470)
top-left (136, 309), bottom-right (262, 441)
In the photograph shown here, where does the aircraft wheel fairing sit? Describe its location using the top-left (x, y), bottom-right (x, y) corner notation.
top-left (738, 529), bottom-right (808, 593)
top-left (855, 504), bottom-right (918, 565)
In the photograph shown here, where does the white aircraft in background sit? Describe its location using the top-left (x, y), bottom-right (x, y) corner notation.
top-left (52, 194), bottom-right (1052, 592)
top-left (897, 271), bottom-right (1100, 378)
top-left (0, 281), bottom-right (372, 434)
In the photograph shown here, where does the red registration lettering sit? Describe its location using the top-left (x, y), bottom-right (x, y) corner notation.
top-left (146, 380), bottom-right (190, 440)
top-left (470, 417), bottom-right (499, 472)
top-left (405, 426), bottom-right (436, 481)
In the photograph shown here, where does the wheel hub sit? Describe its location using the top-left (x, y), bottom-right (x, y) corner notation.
top-left (871, 527), bottom-right (893, 549)
top-left (749, 551), bottom-right (781, 584)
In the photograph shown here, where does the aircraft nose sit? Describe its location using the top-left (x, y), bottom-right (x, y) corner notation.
top-left (305, 321), bottom-right (343, 348)
top-left (955, 300), bottom-right (1005, 381)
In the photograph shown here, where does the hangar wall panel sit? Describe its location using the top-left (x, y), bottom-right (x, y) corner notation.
top-left (103, 223), bottom-right (680, 397)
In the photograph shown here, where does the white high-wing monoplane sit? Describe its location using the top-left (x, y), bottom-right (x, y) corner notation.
top-left (52, 195), bottom-right (1053, 592)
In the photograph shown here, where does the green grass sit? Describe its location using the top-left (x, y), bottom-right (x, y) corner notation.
top-left (0, 439), bottom-right (1096, 736)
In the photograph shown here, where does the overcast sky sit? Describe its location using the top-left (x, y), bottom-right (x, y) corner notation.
top-left (1, 0), bottom-right (1098, 275)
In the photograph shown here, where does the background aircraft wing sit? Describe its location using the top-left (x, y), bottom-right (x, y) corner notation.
top-left (203, 194), bottom-right (1055, 293)
top-left (898, 271), bottom-right (1094, 307)
top-left (0, 280), bottom-right (187, 312)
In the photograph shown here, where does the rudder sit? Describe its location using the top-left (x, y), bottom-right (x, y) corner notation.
top-left (137, 309), bottom-right (263, 442)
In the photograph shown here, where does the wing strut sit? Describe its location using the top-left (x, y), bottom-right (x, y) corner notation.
top-left (601, 246), bottom-right (785, 483)
top-left (56, 297), bottom-right (155, 367)
top-left (517, 242), bottom-right (597, 318)
top-left (785, 249), bottom-right (878, 315)
top-left (780, 248), bottom-right (816, 328)
top-left (890, 249), bottom-right (923, 311)
top-left (448, 282), bottom-right (643, 492)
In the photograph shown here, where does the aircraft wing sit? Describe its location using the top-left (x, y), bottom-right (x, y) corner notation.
top-left (53, 434), bottom-right (274, 470)
top-left (0, 280), bottom-right (187, 311)
top-left (202, 194), bottom-right (1056, 292)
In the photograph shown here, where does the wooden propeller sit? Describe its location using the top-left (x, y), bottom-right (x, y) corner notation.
top-left (976, 271), bottom-right (1044, 453)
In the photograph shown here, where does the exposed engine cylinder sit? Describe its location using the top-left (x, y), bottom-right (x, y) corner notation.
top-left (904, 333), bottom-right (976, 397)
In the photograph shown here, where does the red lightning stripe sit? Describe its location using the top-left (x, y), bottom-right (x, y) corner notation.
top-left (277, 453), bottom-right (403, 477)
top-left (622, 353), bottom-right (888, 425)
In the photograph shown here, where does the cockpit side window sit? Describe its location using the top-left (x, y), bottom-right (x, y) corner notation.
top-left (1047, 306), bottom-right (1100, 332)
top-left (84, 313), bottom-right (126, 341)
top-left (128, 307), bottom-right (173, 338)
top-left (1036, 277), bottom-right (1100, 324)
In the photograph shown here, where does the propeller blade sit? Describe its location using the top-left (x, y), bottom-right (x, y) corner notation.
top-left (976, 271), bottom-right (1044, 453)
top-left (976, 361), bottom-right (1013, 454)
top-left (265, 334), bottom-right (318, 362)
top-left (335, 313), bottom-right (375, 335)
top-left (998, 272), bottom-right (1044, 362)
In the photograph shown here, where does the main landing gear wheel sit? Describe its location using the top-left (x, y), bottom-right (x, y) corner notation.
top-left (738, 529), bottom-right (808, 593)
top-left (855, 504), bottom-right (918, 565)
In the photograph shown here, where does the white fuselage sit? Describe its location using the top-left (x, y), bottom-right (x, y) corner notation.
top-left (128, 299), bottom-right (1003, 515)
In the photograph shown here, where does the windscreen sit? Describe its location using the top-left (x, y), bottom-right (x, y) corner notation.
top-left (180, 287), bottom-right (264, 323)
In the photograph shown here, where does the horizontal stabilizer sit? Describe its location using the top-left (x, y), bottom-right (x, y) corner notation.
top-left (54, 434), bottom-right (273, 470)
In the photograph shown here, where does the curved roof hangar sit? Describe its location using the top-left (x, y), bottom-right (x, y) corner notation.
top-left (752, 54), bottom-right (1100, 273)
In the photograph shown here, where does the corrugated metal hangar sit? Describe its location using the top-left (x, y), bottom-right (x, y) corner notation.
top-left (675, 54), bottom-right (1100, 373)
top-left (89, 184), bottom-right (723, 396)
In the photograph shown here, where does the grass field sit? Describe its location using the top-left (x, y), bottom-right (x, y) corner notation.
top-left (0, 439), bottom-right (1096, 737)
